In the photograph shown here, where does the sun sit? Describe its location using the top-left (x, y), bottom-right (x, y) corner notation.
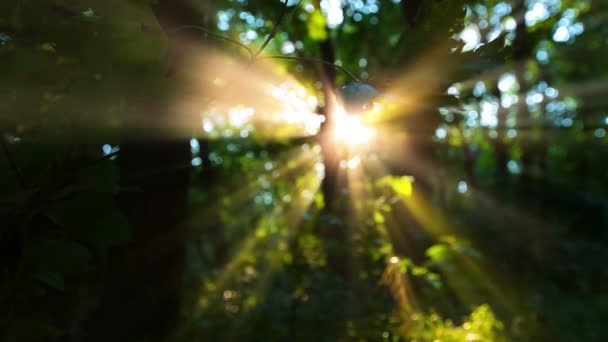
top-left (331, 107), bottom-right (375, 147)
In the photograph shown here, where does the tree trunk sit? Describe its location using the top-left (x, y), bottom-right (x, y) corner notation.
top-left (85, 2), bottom-right (206, 340)
top-left (317, 39), bottom-right (349, 277)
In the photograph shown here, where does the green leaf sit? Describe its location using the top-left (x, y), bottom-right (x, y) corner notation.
top-left (411, 265), bottom-right (428, 276)
top-left (377, 176), bottom-right (414, 198)
top-left (307, 10), bottom-right (327, 41)
top-left (373, 210), bottom-right (385, 224)
top-left (426, 244), bottom-right (450, 262)
top-left (314, 192), bottom-right (325, 209)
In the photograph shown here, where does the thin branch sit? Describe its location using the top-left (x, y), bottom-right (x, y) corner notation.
top-left (169, 25), bottom-right (254, 58)
top-left (87, 150), bottom-right (121, 167)
top-left (260, 55), bottom-right (361, 82)
top-left (167, 14), bottom-right (361, 83)
top-left (254, 0), bottom-right (302, 58)
top-left (1, 137), bottom-right (27, 189)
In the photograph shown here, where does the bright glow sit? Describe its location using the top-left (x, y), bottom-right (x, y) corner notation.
top-left (594, 128), bottom-right (606, 138)
top-left (461, 25), bottom-right (481, 51)
top-left (473, 81), bottom-right (486, 97)
top-left (498, 73), bottom-right (518, 93)
top-left (526, 92), bottom-right (544, 105)
top-left (102, 144), bottom-right (112, 155)
top-left (314, 162), bottom-right (325, 176)
top-left (507, 160), bottom-right (521, 174)
top-left (347, 156), bottom-right (361, 169)
top-left (435, 126), bottom-right (447, 140)
top-left (304, 3), bottom-right (315, 12)
top-left (457, 181), bottom-right (468, 193)
top-left (536, 49), bottom-right (549, 63)
top-left (501, 94), bottom-right (518, 108)
top-left (322, 0), bottom-right (344, 28)
top-left (102, 144), bottom-right (119, 156)
top-left (570, 22), bottom-right (584, 35)
top-left (281, 41), bottom-right (295, 54)
top-left (494, 2), bottom-right (512, 17)
top-left (193, 52), bottom-right (323, 140)
top-left (545, 87), bottom-right (558, 98)
top-left (504, 17), bottom-right (517, 31)
top-left (267, 81), bottom-right (323, 136)
top-left (553, 26), bottom-right (570, 42)
top-left (190, 138), bottom-right (200, 154)
top-left (525, 2), bottom-right (550, 27)
top-left (191, 157), bottom-right (203, 166)
top-left (332, 108), bottom-right (374, 146)
top-left (228, 106), bottom-right (255, 126)
top-left (245, 29), bottom-right (257, 40)
top-left (341, 156), bottom-right (361, 169)
top-left (447, 85), bottom-right (461, 96)
top-left (202, 118), bottom-right (214, 133)
top-left (480, 101), bottom-right (498, 128)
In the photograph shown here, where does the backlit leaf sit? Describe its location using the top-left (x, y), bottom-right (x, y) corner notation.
top-left (307, 10), bottom-right (327, 41)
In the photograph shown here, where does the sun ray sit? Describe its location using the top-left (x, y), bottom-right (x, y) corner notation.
top-left (349, 150), bottom-right (532, 318)
top-left (182, 146), bottom-right (324, 331)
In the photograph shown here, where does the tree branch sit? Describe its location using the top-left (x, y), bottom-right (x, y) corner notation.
top-left (169, 25), bottom-right (254, 58)
top-left (167, 6), bottom-right (361, 84)
top-left (87, 150), bottom-right (121, 167)
top-left (260, 55), bottom-right (360, 82)
top-left (254, 0), bottom-right (302, 58)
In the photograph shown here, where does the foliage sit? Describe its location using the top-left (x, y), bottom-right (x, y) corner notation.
top-left (406, 305), bottom-right (505, 341)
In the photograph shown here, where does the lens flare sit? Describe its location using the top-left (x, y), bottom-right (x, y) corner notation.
top-left (332, 107), bottom-right (374, 146)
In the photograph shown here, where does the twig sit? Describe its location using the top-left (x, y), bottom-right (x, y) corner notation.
top-left (169, 25), bottom-right (254, 58)
top-left (254, 0), bottom-right (303, 58)
top-left (1, 136), bottom-right (27, 189)
top-left (88, 150), bottom-right (121, 167)
top-left (168, 9), bottom-right (361, 83)
top-left (259, 55), bottom-right (361, 82)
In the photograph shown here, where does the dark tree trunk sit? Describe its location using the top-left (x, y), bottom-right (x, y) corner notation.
top-left (317, 39), bottom-right (349, 277)
top-left (319, 39), bottom-right (338, 211)
top-left (85, 2), bottom-right (206, 340)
